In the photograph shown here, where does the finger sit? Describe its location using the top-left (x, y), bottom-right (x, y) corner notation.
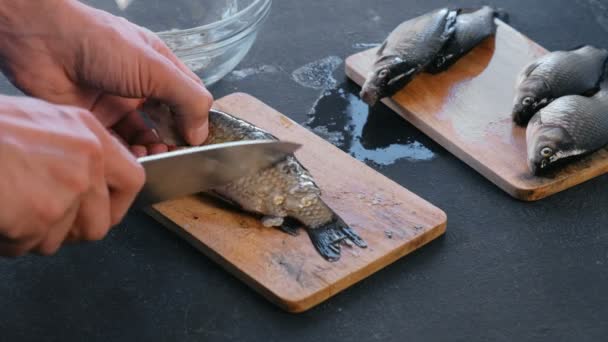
top-left (146, 143), bottom-right (169, 155)
top-left (143, 53), bottom-right (213, 145)
top-left (142, 28), bottom-right (203, 85)
top-left (132, 129), bottom-right (161, 146)
top-left (112, 111), bottom-right (154, 144)
top-left (130, 145), bottom-right (147, 157)
top-left (106, 142), bottom-right (144, 224)
top-left (68, 177), bottom-right (112, 242)
top-left (108, 129), bottom-right (130, 148)
top-left (34, 201), bottom-right (80, 255)
top-left (82, 112), bottom-right (145, 225)
top-left (90, 95), bottom-right (144, 128)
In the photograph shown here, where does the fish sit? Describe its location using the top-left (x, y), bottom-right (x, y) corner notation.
top-left (360, 8), bottom-right (458, 105)
top-left (526, 80), bottom-right (608, 175)
top-left (143, 102), bottom-right (367, 261)
top-left (425, 6), bottom-right (506, 74)
top-left (513, 45), bottom-right (608, 126)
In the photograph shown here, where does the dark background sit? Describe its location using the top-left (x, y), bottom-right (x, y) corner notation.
top-left (1, 1), bottom-right (608, 341)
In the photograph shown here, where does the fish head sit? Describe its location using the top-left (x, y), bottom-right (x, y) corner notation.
top-left (360, 56), bottom-right (418, 105)
top-left (526, 116), bottom-right (580, 175)
top-left (512, 78), bottom-right (552, 126)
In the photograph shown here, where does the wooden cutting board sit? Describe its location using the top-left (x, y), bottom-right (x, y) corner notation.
top-left (146, 93), bottom-right (447, 313)
top-left (346, 20), bottom-right (608, 201)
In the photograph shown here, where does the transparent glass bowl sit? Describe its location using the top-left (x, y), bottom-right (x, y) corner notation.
top-left (86, 0), bottom-right (272, 86)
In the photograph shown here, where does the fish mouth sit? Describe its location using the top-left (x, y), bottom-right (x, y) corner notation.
top-left (512, 104), bottom-right (536, 126)
top-left (528, 158), bottom-right (549, 175)
top-left (360, 86), bottom-right (380, 106)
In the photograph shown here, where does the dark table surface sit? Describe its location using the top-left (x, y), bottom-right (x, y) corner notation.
top-left (2, 1), bottom-right (608, 341)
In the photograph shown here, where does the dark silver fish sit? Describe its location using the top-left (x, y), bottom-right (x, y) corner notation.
top-left (513, 45), bottom-right (608, 126)
top-left (360, 8), bottom-right (457, 105)
top-left (144, 102), bottom-right (367, 261)
top-left (526, 81), bottom-right (608, 175)
top-left (426, 6), bottom-right (506, 74)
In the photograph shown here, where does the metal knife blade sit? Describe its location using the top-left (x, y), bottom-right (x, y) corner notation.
top-left (132, 140), bottom-right (300, 208)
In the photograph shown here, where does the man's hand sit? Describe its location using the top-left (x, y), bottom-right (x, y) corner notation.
top-left (0, 0), bottom-right (212, 156)
top-left (0, 95), bottom-right (144, 256)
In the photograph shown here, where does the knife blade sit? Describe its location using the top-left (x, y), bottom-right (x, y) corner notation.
top-left (132, 140), bottom-right (300, 208)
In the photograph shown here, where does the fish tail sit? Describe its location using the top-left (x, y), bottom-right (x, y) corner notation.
top-left (306, 216), bottom-right (367, 262)
top-left (493, 8), bottom-right (510, 23)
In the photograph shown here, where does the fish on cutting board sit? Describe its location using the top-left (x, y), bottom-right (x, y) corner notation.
top-left (426, 6), bottom-right (507, 74)
top-left (526, 80), bottom-right (608, 175)
top-left (143, 102), bottom-right (367, 261)
top-left (359, 7), bottom-right (458, 105)
top-left (359, 6), bottom-right (508, 105)
top-left (513, 45), bottom-right (608, 126)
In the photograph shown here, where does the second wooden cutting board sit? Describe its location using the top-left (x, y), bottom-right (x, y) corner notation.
top-left (346, 20), bottom-right (608, 201)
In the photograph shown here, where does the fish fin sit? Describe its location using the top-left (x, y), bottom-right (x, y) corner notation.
top-left (276, 218), bottom-right (301, 236)
top-left (598, 55), bottom-right (608, 90)
top-left (493, 8), bottom-right (510, 23)
top-left (521, 61), bottom-right (541, 78)
top-left (565, 44), bottom-right (590, 52)
top-left (441, 10), bottom-right (459, 41)
top-left (582, 86), bottom-right (601, 97)
top-left (376, 40), bottom-right (388, 56)
top-left (340, 225), bottom-right (368, 248)
top-left (306, 217), bottom-right (367, 262)
top-left (306, 225), bottom-right (345, 262)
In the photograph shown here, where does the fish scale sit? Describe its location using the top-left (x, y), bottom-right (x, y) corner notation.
top-left (383, 8), bottom-right (454, 60)
top-left (540, 92), bottom-right (608, 151)
top-left (530, 47), bottom-right (607, 96)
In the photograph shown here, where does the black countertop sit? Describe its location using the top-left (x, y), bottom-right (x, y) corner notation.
top-left (2, 1), bottom-right (608, 341)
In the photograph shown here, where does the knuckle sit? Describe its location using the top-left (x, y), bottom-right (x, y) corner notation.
top-left (81, 138), bottom-right (103, 161)
top-left (131, 163), bottom-right (146, 190)
top-left (33, 199), bottom-right (65, 225)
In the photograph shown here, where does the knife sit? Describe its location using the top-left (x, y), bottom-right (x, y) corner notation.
top-left (132, 140), bottom-right (300, 208)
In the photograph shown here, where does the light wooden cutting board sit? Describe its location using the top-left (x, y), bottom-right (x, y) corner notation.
top-left (346, 20), bottom-right (608, 201)
top-left (146, 93), bottom-right (447, 313)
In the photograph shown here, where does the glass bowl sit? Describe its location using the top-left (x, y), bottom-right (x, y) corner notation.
top-left (84, 0), bottom-right (272, 86)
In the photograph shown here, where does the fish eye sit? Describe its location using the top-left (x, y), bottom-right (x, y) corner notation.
top-left (378, 69), bottom-right (389, 78)
top-left (540, 147), bottom-right (553, 157)
top-left (522, 97), bottom-right (535, 106)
